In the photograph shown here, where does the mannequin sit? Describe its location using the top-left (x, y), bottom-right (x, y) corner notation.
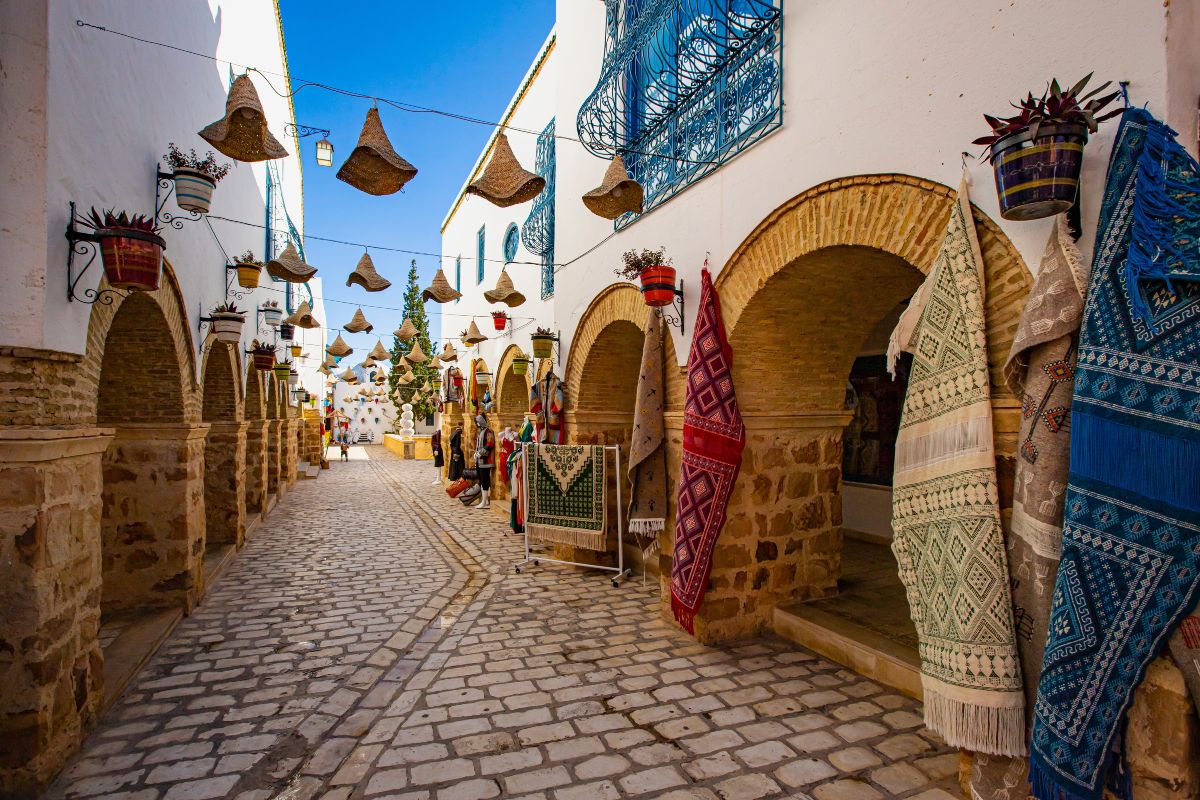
top-left (430, 414), bottom-right (444, 486)
top-left (473, 413), bottom-right (496, 509)
top-left (448, 425), bottom-right (465, 481)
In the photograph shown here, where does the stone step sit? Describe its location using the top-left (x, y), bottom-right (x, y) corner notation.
top-left (772, 601), bottom-right (922, 700)
top-left (306, 465), bottom-right (320, 478)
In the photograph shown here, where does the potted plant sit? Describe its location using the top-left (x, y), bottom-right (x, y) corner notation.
top-left (209, 302), bottom-right (245, 344)
top-left (234, 250), bottom-right (263, 289)
top-left (279, 321), bottom-right (295, 342)
top-left (273, 358), bottom-right (293, 383)
top-left (290, 344), bottom-right (302, 358)
top-left (492, 311), bottom-right (509, 331)
top-left (288, 368), bottom-right (299, 387)
top-left (618, 248), bottom-right (676, 307)
top-left (531, 327), bottom-right (556, 359)
top-left (163, 143), bottom-right (231, 215)
top-left (261, 300), bottom-right (282, 328)
top-left (512, 355), bottom-right (531, 376)
top-left (86, 208), bottom-right (165, 291)
top-left (974, 74), bottom-right (1122, 220)
top-left (476, 370), bottom-right (493, 388)
top-left (250, 340), bottom-right (276, 372)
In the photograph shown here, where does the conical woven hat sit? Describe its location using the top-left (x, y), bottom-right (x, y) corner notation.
top-left (466, 133), bottom-right (545, 208)
top-left (284, 300), bottom-right (321, 329)
top-left (336, 107), bottom-right (418, 196)
top-left (266, 242), bottom-right (317, 283)
top-left (394, 318), bottom-right (418, 341)
top-left (318, 364), bottom-right (331, 376)
top-left (343, 308), bottom-right (373, 333)
top-left (406, 340), bottom-right (428, 363)
top-left (346, 252), bottom-right (392, 292)
top-left (361, 357), bottom-right (376, 368)
top-left (198, 74), bottom-right (289, 163)
top-left (396, 355), bottom-right (411, 371)
top-left (399, 370), bottom-right (415, 384)
top-left (483, 268), bottom-right (527, 307)
top-left (322, 355), bottom-right (337, 368)
top-left (439, 342), bottom-right (458, 362)
top-left (327, 334), bottom-right (353, 358)
top-left (339, 367), bottom-right (358, 382)
top-left (462, 320), bottom-right (488, 346)
top-left (421, 268), bottom-right (462, 303)
top-left (369, 340), bottom-right (391, 361)
top-left (582, 155), bottom-right (644, 220)
top-left (429, 355), bottom-right (443, 369)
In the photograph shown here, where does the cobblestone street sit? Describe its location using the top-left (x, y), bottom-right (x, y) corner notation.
top-left (49, 448), bottom-right (962, 800)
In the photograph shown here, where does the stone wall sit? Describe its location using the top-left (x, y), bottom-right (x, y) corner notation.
top-left (204, 422), bottom-right (246, 547)
top-left (244, 421), bottom-right (268, 517)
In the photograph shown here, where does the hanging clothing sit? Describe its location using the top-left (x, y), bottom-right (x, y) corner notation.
top-left (509, 419), bottom-right (533, 533)
top-left (671, 267), bottom-right (745, 635)
top-left (431, 429), bottom-right (444, 468)
top-left (628, 311), bottom-right (668, 554)
top-left (526, 443), bottom-right (607, 551)
top-left (890, 175), bottom-right (1025, 757)
top-left (447, 427), bottom-right (465, 481)
top-left (475, 426), bottom-right (496, 491)
top-left (530, 371), bottom-right (565, 444)
top-left (498, 428), bottom-right (518, 484)
top-left (1030, 108), bottom-right (1200, 800)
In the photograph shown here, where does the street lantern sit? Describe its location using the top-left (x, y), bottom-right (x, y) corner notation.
top-left (315, 138), bottom-right (334, 168)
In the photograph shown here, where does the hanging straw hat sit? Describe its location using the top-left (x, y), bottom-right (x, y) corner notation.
top-left (399, 370), bottom-right (415, 384)
top-left (406, 340), bottom-right (429, 363)
top-left (394, 318), bottom-right (418, 341)
top-left (429, 355), bottom-right (442, 369)
top-left (337, 107), bottom-right (418, 196)
top-left (322, 354), bottom-right (338, 368)
top-left (266, 242), bottom-right (317, 283)
top-left (339, 367), bottom-right (358, 383)
top-left (421, 268), bottom-right (462, 304)
top-left (343, 308), bottom-right (373, 333)
top-left (438, 342), bottom-right (458, 362)
top-left (582, 155), bottom-right (644, 220)
top-left (198, 74), bottom-right (289, 163)
top-left (284, 300), bottom-right (321, 329)
top-left (361, 357), bottom-right (376, 368)
top-left (327, 334), bottom-right (353, 358)
top-left (483, 268), bottom-right (527, 307)
top-left (396, 355), bottom-right (411, 371)
top-left (461, 320), bottom-right (488, 346)
top-left (369, 340), bottom-right (391, 361)
top-left (466, 133), bottom-right (545, 208)
top-left (318, 364), bottom-right (332, 376)
top-left (346, 251), bottom-right (392, 292)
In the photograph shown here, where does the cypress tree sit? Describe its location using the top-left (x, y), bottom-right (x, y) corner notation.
top-left (389, 259), bottom-right (438, 426)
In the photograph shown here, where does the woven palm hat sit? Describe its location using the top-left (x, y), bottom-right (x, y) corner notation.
top-left (337, 107), bottom-right (418, 196)
top-left (361, 357), bottom-right (376, 370)
top-left (395, 355), bottom-right (411, 371)
top-left (462, 320), bottom-right (488, 346)
top-left (345, 252), bottom-right (392, 292)
top-left (483, 269), bottom-right (527, 307)
top-left (284, 300), bottom-right (321, 330)
top-left (266, 243), bottom-right (317, 283)
top-left (369, 340), bottom-right (391, 361)
top-left (343, 308), bottom-right (373, 334)
top-left (407, 340), bottom-right (429, 363)
top-left (582, 156), bottom-right (644, 220)
top-left (399, 370), bottom-right (415, 384)
top-left (322, 355), bottom-right (337, 368)
top-left (394, 317), bottom-right (418, 342)
top-left (318, 364), bottom-right (332, 376)
top-left (467, 133), bottom-right (545, 208)
top-left (439, 342), bottom-right (458, 362)
top-left (198, 74), bottom-right (289, 163)
top-left (327, 334), bottom-right (353, 358)
top-left (339, 367), bottom-right (358, 383)
top-left (421, 268), bottom-right (462, 304)
top-left (374, 371), bottom-right (386, 385)
top-left (429, 355), bottom-right (443, 369)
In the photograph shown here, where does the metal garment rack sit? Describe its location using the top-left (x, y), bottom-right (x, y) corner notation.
top-left (514, 444), bottom-right (632, 587)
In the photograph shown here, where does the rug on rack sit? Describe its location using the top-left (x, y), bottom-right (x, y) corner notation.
top-left (628, 311), bottom-right (668, 556)
top-left (890, 174), bottom-right (1025, 757)
top-left (526, 443), bottom-right (607, 551)
top-left (971, 214), bottom-right (1089, 800)
top-left (670, 267), bottom-right (744, 635)
top-left (1030, 107), bottom-right (1200, 800)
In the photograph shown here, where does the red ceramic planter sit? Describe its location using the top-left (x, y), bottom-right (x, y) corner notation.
top-left (98, 228), bottom-right (165, 291)
top-left (640, 265), bottom-right (677, 307)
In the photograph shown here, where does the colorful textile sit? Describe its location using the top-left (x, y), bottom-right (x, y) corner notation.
top-left (670, 268), bottom-right (745, 634)
top-left (527, 443), bottom-right (607, 551)
top-left (1029, 108), bottom-right (1200, 800)
top-left (972, 215), bottom-right (1089, 799)
top-left (628, 311), bottom-right (668, 555)
top-left (509, 419), bottom-right (533, 532)
top-left (530, 372), bottom-right (566, 444)
top-left (890, 175), bottom-right (1025, 757)
top-left (498, 429), bottom-right (518, 484)
top-left (447, 427), bottom-right (464, 481)
top-left (1169, 617), bottom-right (1200, 708)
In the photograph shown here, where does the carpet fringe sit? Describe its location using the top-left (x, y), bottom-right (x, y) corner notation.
top-left (923, 688), bottom-right (1027, 757)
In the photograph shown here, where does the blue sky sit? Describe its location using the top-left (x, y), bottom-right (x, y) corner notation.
top-left (280, 0), bottom-right (555, 347)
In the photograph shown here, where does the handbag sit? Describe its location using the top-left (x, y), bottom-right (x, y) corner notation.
top-left (446, 478), bottom-right (470, 498)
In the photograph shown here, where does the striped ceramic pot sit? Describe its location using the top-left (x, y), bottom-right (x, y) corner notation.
top-left (991, 123), bottom-right (1087, 221)
top-left (210, 312), bottom-right (245, 344)
top-left (172, 168), bottom-right (217, 214)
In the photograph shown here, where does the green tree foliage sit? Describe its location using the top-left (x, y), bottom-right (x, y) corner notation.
top-left (389, 259), bottom-right (438, 427)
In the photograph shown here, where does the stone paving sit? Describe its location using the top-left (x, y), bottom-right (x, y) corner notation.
top-left (48, 447), bottom-right (962, 800)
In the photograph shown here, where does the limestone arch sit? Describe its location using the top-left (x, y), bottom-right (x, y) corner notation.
top-left (200, 340), bottom-right (245, 547)
top-left (494, 344), bottom-right (532, 425)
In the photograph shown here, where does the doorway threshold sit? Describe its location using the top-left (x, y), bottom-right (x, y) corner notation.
top-left (98, 608), bottom-right (183, 713)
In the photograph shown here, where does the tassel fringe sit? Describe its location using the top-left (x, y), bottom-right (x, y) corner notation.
top-left (922, 688), bottom-right (1027, 758)
top-left (671, 595), bottom-right (696, 634)
top-left (894, 416), bottom-right (994, 473)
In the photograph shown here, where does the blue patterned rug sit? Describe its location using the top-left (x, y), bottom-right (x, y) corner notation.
top-left (1029, 108), bottom-right (1200, 800)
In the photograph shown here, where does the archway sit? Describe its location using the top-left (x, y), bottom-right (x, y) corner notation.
top-left (492, 345), bottom-right (532, 504)
top-left (200, 340), bottom-right (245, 558)
top-left (243, 362), bottom-right (268, 519)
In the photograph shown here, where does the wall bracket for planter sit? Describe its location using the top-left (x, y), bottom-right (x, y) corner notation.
top-left (64, 201), bottom-right (125, 306)
top-left (155, 163), bottom-right (202, 230)
top-left (659, 279), bottom-right (685, 334)
top-left (223, 262), bottom-right (253, 303)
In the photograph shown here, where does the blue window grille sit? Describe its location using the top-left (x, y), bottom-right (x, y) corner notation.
top-left (503, 223), bottom-right (520, 263)
top-left (521, 119), bottom-right (556, 299)
top-left (476, 226), bottom-right (486, 284)
top-left (577, 0), bottom-right (782, 227)
top-left (264, 161), bottom-right (312, 313)
top-left (455, 256), bottom-right (462, 301)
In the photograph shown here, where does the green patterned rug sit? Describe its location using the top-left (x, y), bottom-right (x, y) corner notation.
top-left (527, 444), bottom-right (607, 551)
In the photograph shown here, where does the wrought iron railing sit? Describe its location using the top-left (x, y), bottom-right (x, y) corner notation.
top-left (521, 119), bottom-right (556, 299)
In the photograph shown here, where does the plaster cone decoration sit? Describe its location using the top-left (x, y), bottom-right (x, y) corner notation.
top-left (439, 342), bottom-right (458, 362)
top-left (401, 404), bottom-right (417, 439)
top-left (406, 340), bottom-right (429, 363)
top-left (369, 340), bottom-right (391, 361)
top-left (483, 268), bottom-right (527, 307)
top-left (582, 155), bottom-right (645, 219)
top-left (346, 251), bottom-right (392, 292)
top-left (466, 133), bottom-right (545, 208)
top-left (343, 308), bottom-right (373, 333)
top-left (266, 242), bottom-right (317, 283)
top-left (421, 268), bottom-right (462, 303)
top-left (327, 334), bottom-right (353, 358)
top-left (336, 107), bottom-right (418, 196)
top-left (284, 300), bottom-right (320, 329)
top-left (462, 321), bottom-right (488, 346)
top-left (198, 74), bottom-right (289, 162)
top-left (394, 318), bottom-right (418, 341)
top-left (339, 367), bottom-right (358, 383)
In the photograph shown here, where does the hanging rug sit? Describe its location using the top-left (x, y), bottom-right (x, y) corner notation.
top-left (526, 443), bottom-right (606, 552)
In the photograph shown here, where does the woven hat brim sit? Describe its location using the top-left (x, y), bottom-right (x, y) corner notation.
top-left (266, 259), bottom-right (317, 283)
top-left (422, 286), bottom-right (463, 303)
top-left (346, 273), bottom-right (392, 291)
top-left (463, 335), bottom-right (489, 346)
top-left (582, 179), bottom-right (645, 219)
top-left (343, 322), bottom-right (374, 334)
top-left (483, 288), bottom-right (527, 307)
top-left (466, 175), bottom-right (546, 208)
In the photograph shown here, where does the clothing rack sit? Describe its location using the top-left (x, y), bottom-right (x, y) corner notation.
top-left (514, 443), bottom-right (632, 587)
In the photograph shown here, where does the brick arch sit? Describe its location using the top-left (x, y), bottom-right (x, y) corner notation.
top-left (200, 340), bottom-right (243, 423)
top-left (265, 373), bottom-right (281, 419)
top-left (244, 363), bottom-right (265, 420)
top-left (96, 293), bottom-right (187, 424)
top-left (565, 284), bottom-right (651, 413)
top-left (494, 344), bottom-right (531, 422)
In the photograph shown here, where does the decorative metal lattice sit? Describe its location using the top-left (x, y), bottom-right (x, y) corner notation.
top-left (577, 0), bottom-right (782, 226)
top-left (265, 161), bottom-right (311, 313)
top-left (521, 119), bottom-right (556, 299)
